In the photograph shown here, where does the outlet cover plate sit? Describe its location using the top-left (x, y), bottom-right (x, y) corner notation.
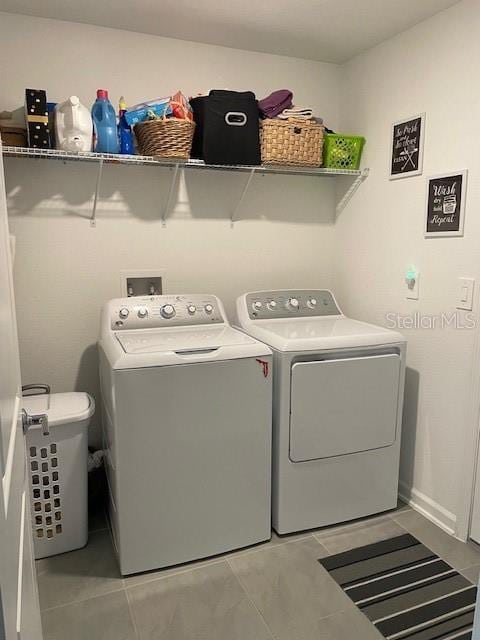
top-left (406, 272), bottom-right (420, 300)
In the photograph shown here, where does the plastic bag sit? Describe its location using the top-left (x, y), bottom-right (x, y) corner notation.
top-left (169, 91), bottom-right (193, 121)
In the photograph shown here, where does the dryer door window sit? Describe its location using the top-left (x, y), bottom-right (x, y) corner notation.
top-left (289, 353), bottom-right (400, 462)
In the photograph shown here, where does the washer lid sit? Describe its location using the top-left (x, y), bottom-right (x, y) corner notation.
top-left (241, 317), bottom-right (405, 352)
top-left (110, 324), bottom-right (271, 368)
top-left (116, 325), bottom-right (256, 354)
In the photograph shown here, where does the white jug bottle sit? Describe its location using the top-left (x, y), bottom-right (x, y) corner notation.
top-left (55, 96), bottom-right (93, 152)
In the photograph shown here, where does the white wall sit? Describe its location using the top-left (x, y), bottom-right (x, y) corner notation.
top-left (335, 0), bottom-right (480, 535)
top-left (0, 12), bottom-right (339, 443)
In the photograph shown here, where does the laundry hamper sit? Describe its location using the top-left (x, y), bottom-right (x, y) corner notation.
top-left (23, 387), bottom-right (95, 559)
top-left (260, 118), bottom-right (324, 167)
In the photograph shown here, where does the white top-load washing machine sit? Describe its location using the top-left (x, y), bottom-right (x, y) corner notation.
top-left (99, 294), bottom-right (272, 575)
top-left (236, 289), bottom-right (406, 535)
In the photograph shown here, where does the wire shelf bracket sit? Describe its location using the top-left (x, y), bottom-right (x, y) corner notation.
top-left (231, 168), bottom-right (256, 227)
top-left (336, 168), bottom-right (369, 215)
top-left (161, 164), bottom-right (180, 227)
top-left (90, 158), bottom-right (104, 227)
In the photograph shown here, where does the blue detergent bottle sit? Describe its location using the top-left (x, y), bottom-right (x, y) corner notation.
top-left (118, 96), bottom-right (134, 154)
top-left (91, 89), bottom-right (119, 153)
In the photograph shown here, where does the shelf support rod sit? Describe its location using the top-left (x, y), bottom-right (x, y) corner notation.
top-left (90, 158), bottom-right (104, 227)
top-left (231, 168), bottom-right (256, 227)
top-left (162, 164), bottom-right (180, 227)
top-left (335, 167), bottom-right (369, 215)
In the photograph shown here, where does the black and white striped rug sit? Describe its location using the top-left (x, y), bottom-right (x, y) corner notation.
top-left (319, 533), bottom-right (477, 640)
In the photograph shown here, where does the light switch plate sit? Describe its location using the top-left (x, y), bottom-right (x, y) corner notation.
top-left (457, 277), bottom-right (475, 311)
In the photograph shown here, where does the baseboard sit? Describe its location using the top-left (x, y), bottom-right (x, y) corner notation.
top-left (398, 481), bottom-right (457, 538)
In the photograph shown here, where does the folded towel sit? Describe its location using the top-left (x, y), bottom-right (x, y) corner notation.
top-left (258, 89), bottom-right (293, 118)
top-left (278, 106), bottom-right (314, 120)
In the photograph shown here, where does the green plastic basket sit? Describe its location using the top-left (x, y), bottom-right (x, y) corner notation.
top-left (323, 134), bottom-right (365, 170)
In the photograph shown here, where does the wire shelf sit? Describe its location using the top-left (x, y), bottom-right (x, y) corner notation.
top-left (1, 145), bottom-right (363, 177)
top-left (1, 144), bottom-right (368, 225)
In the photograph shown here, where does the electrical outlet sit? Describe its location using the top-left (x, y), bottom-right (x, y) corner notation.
top-left (405, 267), bottom-right (419, 300)
top-left (120, 270), bottom-right (165, 297)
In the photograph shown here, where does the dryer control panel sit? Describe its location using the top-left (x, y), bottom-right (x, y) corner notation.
top-left (108, 294), bottom-right (225, 330)
top-left (245, 290), bottom-right (341, 320)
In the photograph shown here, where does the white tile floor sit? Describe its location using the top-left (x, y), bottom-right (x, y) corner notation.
top-left (37, 503), bottom-right (480, 640)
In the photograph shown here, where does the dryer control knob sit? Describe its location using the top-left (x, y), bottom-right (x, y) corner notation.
top-left (204, 304), bottom-right (214, 314)
top-left (119, 307), bottom-right (129, 319)
top-left (187, 305), bottom-right (196, 315)
top-left (308, 297), bottom-right (317, 308)
top-left (161, 304), bottom-right (176, 319)
top-left (288, 297), bottom-right (300, 310)
top-left (252, 301), bottom-right (263, 311)
top-left (267, 301), bottom-right (277, 311)
top-left (137, 307), bottom-right (148, 318)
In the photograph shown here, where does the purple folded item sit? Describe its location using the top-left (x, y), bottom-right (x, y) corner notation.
top-left (258, 89), bottom-right (293, 118)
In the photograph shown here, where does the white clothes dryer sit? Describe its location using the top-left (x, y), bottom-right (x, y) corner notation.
top-left (236, 289), bottom-right (406, 535)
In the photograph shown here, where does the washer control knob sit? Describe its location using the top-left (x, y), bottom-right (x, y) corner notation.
top-left (308, 297), bottom-right (317, 308)
top-left (137, 307), bottom-right (148, 318)
top-left (187, 305), bottom-right (196, 315)
top-left (204, 304), bottom-right (214, 314)
top-left (252, 301), bottom-right (263, 311)
top-left (160, 304), bottom-right (175, 319)
top-left (288, 297), bottom-right (300, 310)
top-left (119, 307), bottom-right (129, 319)
top-left (267, 300), bottom-right (277, 311)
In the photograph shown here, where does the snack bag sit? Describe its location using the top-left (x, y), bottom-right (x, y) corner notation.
top-left (169, 91), bottom-right (193, 121)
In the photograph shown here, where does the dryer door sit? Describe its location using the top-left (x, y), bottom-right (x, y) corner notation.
top-left (289, 353), bottom-right (400, 462)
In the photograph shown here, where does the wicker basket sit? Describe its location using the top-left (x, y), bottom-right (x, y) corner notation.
top-left (260, 118), bottom-right (324, 167)
top-left (134, 117), bottom-right (195, 159)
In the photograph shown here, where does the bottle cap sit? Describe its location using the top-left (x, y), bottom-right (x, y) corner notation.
top-left (119, 96), bottom-right (127, 111)
top-left (97, 89), bottom-right (109, 100)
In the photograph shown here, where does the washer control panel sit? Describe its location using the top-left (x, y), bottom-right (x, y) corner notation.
top-left (245, 290), bottom-right (341, 320)
top-left (110, 294), bottom-right (224, 330)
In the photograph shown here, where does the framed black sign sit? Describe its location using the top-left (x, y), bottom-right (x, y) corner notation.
top-left (390, 113), bottom-right (425, 179)
top-left (425, 170), bottom-right (467, 237)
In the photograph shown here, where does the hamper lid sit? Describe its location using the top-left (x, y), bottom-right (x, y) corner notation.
top-left (22, 392), bottom-right (94, 427)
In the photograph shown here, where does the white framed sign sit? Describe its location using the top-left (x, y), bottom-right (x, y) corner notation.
top-left (390, 113), bottom-right (425, 180)
top-left (425, 170), bottom-right (467, 238)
